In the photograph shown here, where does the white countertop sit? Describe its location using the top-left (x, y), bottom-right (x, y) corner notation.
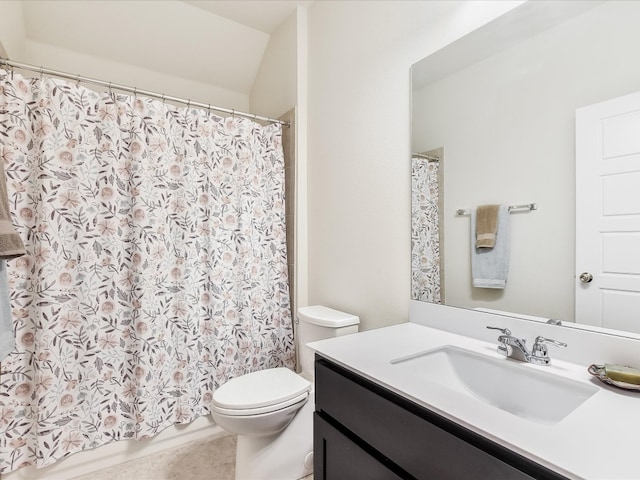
top-left (309, 322), bottom-right (640, 480)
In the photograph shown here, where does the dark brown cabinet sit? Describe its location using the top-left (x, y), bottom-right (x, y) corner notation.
top-left (314, 355), bottom-right (568, 480)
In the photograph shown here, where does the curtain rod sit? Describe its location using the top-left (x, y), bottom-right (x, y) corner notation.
top-left (0, 58), bottom-right (290, 127)
top-left (412, 152), bottom-right (439, 162)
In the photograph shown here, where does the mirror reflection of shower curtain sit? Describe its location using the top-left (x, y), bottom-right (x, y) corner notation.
top-left (411, 154), bottom-right (441, 303)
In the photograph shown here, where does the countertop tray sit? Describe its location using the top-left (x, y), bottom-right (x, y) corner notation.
top-left (588, 364), bottom-right (640, 391)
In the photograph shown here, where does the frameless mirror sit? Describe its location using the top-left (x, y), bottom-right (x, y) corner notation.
top-left (411, 0), bottom-right (640, 338)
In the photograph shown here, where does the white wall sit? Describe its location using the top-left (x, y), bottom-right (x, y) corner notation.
top-left (1, 1), bottom-right (252, 112)
top-left (250, 10), bottom-right (297, 118)
top-left (23, 40), bottom-right (249, 111)
top-left (412, 1), bottom-right (640, 323)
top-left (0, 1), bottom-right (26, 59)
top-left (20, 0), bottom-right (268, 100)
top-left (305, 0), bottom-right (523, 331)
top-left (296, 6), bottom-right (309, 311)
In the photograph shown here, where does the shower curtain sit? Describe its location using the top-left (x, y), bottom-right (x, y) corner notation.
top-left (411, 156), bottom-right (441, 303)
top-left (0, 70), bottom-right (295, 472)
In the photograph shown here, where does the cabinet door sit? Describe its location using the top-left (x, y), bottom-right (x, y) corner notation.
top-left (316, 357), bottom-right (563, 480)
top-left (314, 413), bottom-right (405, 480)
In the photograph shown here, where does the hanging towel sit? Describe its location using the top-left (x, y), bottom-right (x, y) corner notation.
top-left (475, 204), bottom-right (500, 248)
top-left (0, 151), bottom-right (24, 361)
top-left (0, 260), bottom-right (14, 361)
top-left (0, 155), bottom-right (25, 259)
top-left (471, 205), bottom-right (510, 289)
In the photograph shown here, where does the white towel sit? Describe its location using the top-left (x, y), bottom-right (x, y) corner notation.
top-left (0, 260), bottom-right (15, 361)
top-left (471, 205), bottom-right (510, 289)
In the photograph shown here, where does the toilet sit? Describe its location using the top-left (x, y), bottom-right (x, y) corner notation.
top-left (210, 305), bottom-right (359, 480)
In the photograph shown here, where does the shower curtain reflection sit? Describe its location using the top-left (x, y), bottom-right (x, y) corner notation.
top-left (411, 152), bottom-right (442, 303)
top-left (0, 70), bottom-right (294, 473)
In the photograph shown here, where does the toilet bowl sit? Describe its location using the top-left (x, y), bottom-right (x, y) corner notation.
top-left (210, 367), bottom-right (311, 437)
top-left (210, 305), bottom-right (359, 480)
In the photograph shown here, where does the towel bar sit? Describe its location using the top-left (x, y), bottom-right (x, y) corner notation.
top-left (456, 203), bottom-right (537, 216)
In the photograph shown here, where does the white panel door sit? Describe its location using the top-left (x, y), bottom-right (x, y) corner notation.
top-left (576, 91), bottom-right (640, 332)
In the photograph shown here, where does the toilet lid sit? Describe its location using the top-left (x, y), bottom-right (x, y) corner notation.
top-left (212, 367), bottom-right (311, 410)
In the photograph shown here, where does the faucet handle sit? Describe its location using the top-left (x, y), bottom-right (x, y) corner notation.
top-left (486, 326), bottom-right (511, 336)
top-left (534, 336), bottom-right (567, 348)
top-left (530, 336), bottom-right (567, 365)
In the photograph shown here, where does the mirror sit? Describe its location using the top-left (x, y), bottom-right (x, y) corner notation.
top-left (411, 0), bottom-right (640, 338)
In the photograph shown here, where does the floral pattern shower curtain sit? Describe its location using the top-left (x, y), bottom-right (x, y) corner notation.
top-left (0, 71), bottom-right (295, 472)
top-left (411, 156), bottom-right (441, 303)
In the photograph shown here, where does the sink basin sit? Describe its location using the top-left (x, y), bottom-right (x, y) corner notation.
top-left (390, 346), bottom-right (598, 424)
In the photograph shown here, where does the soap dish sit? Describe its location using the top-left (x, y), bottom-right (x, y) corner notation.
top-left (588, 364), bottom-right (640, 391)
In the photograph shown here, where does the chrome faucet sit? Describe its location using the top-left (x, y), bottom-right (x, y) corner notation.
top-left (486, 326), bottom-right (567, 365)
top-left (486, 326), bottom-right (530, 362)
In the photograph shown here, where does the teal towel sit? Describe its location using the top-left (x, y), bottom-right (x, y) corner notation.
top-left (0, 260), bottom-right (15, 361)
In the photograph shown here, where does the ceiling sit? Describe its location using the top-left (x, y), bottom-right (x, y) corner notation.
top-left (19, 0), bottom-right (312, 96)
top-left (183, 0), bottom-right (312, 34)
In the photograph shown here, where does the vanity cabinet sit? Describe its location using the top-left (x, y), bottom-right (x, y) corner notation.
top-left (314, 355), bottom-right (568, 480)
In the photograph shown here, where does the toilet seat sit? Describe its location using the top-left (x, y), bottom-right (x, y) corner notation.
top-left (211, 367), bottom-right (311, 416)
top-left (211, 391), bottom-right (309, 416)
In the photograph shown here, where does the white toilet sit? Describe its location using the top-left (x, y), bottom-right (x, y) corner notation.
top-left (210, 305), bottom-right (359, 480)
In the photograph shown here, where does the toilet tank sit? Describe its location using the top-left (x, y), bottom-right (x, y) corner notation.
top-left (297, 305), bottom-right (359, 377)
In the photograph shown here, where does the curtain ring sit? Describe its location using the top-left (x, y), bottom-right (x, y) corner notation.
top-left (231, 109), bottom-right (235, 118)
top-left (108, 81), bottom-right (113, 94)
top-left (207, 104), bottom-right (211, 115)
top-left (161, 94), bottom-right (166, 104)
top-left (186, 99), bottom-right (191, 108)
top-left (75, 73), bottom-right (80, 86)
top-left (39, 66), bottom-right (44, 81)
top-left (133, 86), bottom-right (138, 97)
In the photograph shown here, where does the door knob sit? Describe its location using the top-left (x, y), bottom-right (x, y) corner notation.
top-left (579, 272), bottom-right (593, 283)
